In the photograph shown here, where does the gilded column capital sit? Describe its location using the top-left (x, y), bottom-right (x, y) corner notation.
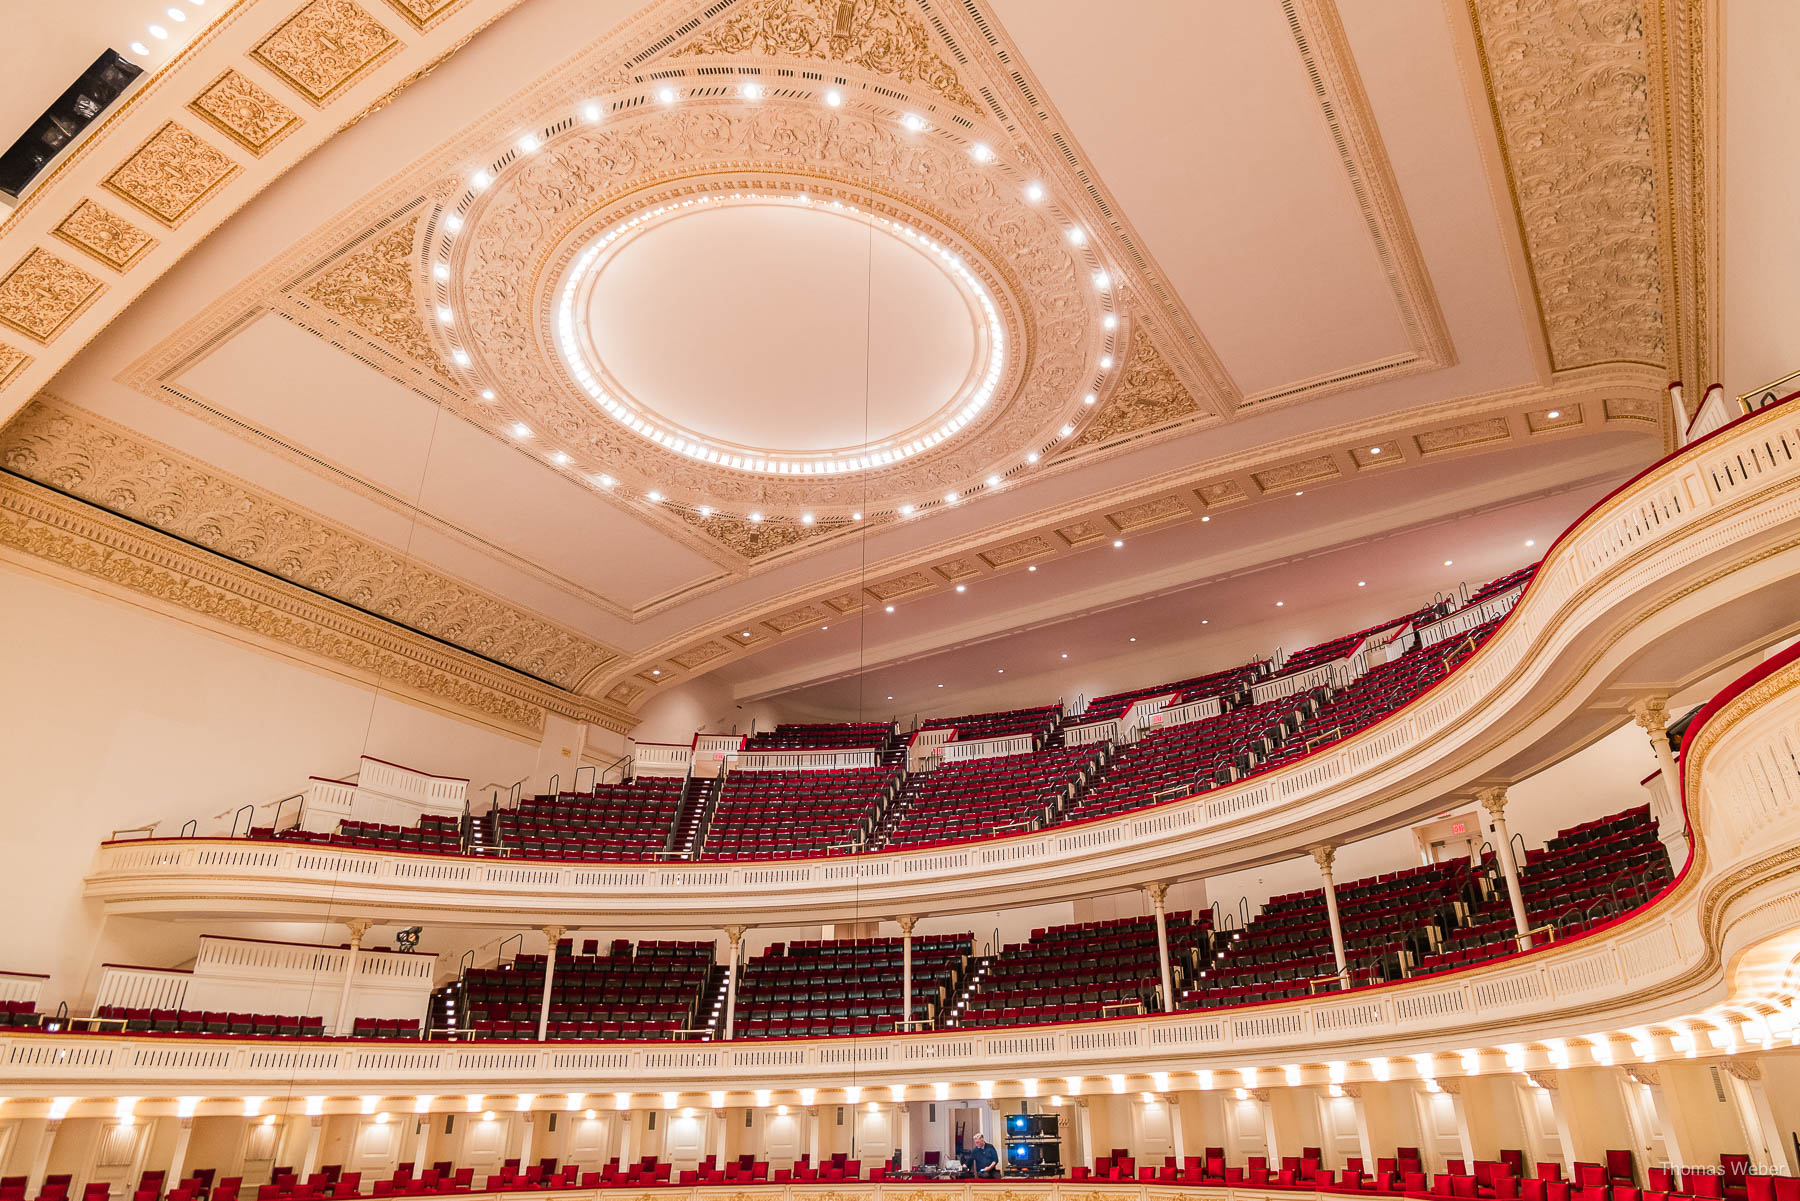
top-left (541, 925), bottom-right (565, 944)
top-left (897, 915), bottom-right (917, 935)
top-left (1630, 696), bottom-right (1671, 735)
top-left (1310, 845), bottom-right (1336, 874)
top-left (1527, 1071), bottom-right (1560, 1092)
top-left (343, 917), bottom-right (375, 942)
top-left (1146, 882), bottom-right (1170, 906)
top-left (1625, 1065), bottom-right (1660, 1087)
top-left (1475, 786), bottom-right (1509, 819)
top-left (1721, 1059), bottom-right (1762, 1082)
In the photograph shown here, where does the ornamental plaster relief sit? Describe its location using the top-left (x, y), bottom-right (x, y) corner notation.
top-left (102, 122), bottom-right (242, 229)
top-left (52, 201), bottom-right (159, 274)
top-left (250, 0), bottom-right (401, 107)
top-left (0, 398), bottom-right (621, 691)
top-left (303, 212), bottom-right (454, 381)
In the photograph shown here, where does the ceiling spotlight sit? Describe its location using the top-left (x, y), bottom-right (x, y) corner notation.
top-left (1358, 580), bottom-right (1367, 587)
top-left (1028, 565), bottom-right (1037, 572)
top-left (444, 214), bottom-right (463, 233)
top-left (1276, 601), bottom-right (1285, 607)
top-left (740, 81), bottom-right (763, 100)
top-left (646, 491), bottom-right (663, 503)
top-left (937, 683), bottom-right (945, 688)
top-left (1084, 393), bottom-right (1096, 405)
top-left (1058, 424), bottom-right (1074, 437)
top-left (901, 113), bottom-right (926, 132)
top-left (741, 631), bottom-right (751, 638)
top-left (997, 668), bottom-right (1005, 674)
top-left (433, 263), bottom-right (449, 281)
top-left (480, 389), bottom-right (495, 401)
top-left (899, 504), bottom-right (915, 516)
top-left (970, 143), bottom-right (994, 163)
top-left (130, 40), bottom-right (149, 55)
top-left (657, 86), bottom-right (678, 104)
top-left (944, 491), bottom-right (958, 504)
top-left (510, 423), bottom-right (530, 439)
top-left (1113, 539), bottom-right (1124, 548)
top-left (551, 451), bottom-right (570, 465)
top-left (148, 23), bottom-right (169, 38)
top-left (955, 584), bottom-right (966, 593)
top-left (651, 669), bottom-right (661, 676)
top-left (1026, 452), bottom-right (1040, 464)
top-left (166, 6), bottom-right (187, 20)
top-left (986, 474), bottom-right (1002, 488)
top-left (1547, 409), bottom-right (1562, 419)
top-left (1201, 619), bottom-right (1209, 624)
top-left (1295, 490), bottom-right (1304, 497)
top-left (582, 102), bottom-right (602, 123)
top-left (749, 512), bottom-right (764, 523)
top-left (1444, 559), bottom-right (1453, 566)
top-left (1024, 182), bottom-right (1045, 203)
top-left (885, 605), bottom-right (896, 613)
top-left (596, 474), bottom-right (616, 488)
top-left (1100, 354), bottom-right (1114, 369)
top-left (1201, 515), bottom-right (1210, 522)
top-left (470, 170), bottom-right (491, 191)
top-left (887, 696), bottom-right (893, 700)
top-left (1525, 538), bottom-right (1536, 547)
top-left (1129, 636), bottom-right (1137, 642)
top-left (1103, 314), bottom-right (1118, 330)
top-left (1370, 446), bottom-right (1382, 454)
top-left (1067, 227), bottom-right (1087, 247)
top-left (1093, 270), bottom-right (1110, 290)
top-left (436, 306), bottom-right (453, 324)
top-left (517, 134), bottom-right (540, 154)
top-left (824, 89), bottom-right (843, 107)
top-left (801, 513), bottom-right (815, 524)
top-left (450, 347), bottom-right (469, 367)
top-left (698, 505), bottom-right (713, 517)
top-left (852, 511), bottom-right (863, 521)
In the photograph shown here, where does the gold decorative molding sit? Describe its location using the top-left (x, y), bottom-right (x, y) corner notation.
top-left (189, 69), bottom-right (304, 157)
top-left (0, 249), bottom-right (106, 344)
top-left (380, 0), bottom-right (465, 31)
top-left (672, 507), bottom-right (860, 563)
top-left (1064, 328), bottom-right (1204, 453)
top-left (0, 398), bottom-right (621, 692)
top-left (0, 473), bottom-right (636, 737)
top-left (1253, 455), bottom-right (1340, 494)
top-left (102, 121), bottom-right (242, 228)
top-left (1108, 495), bottom-right (1191, 534)
top-left (1467, 0), bottom-right (1668, 371)
top-left (52, 201), bottom-right (158, 273)
top-left (0, 344), bottom-right (31, 392)
top-left (251, 0), bottom-right (400, 107)
top-left (980, 535), bottom-right (1054, 569)
top-left (302, 212), bottom-right (451, 379)
top-left (674, 0), bottom-right (976, 109)
top-left (1416, 416), bottom-right (1511, 456)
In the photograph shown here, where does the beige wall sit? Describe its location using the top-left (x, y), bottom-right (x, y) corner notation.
top-left (0, 561), bottom-right (542, 1003)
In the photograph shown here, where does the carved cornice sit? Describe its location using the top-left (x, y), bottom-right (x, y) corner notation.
top-left (0, 396), bottom-right (622, 691)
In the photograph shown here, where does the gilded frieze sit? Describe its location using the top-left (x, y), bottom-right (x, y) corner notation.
top-left (0, 249), bottom-right (105, 343)
top-left (1064, 328), bottom-right (1204, 454)
top-left (52, 201), bottom-right (158, 273)
top-left (102, 121), bottom-right (241, 228)
top-left (251, 0), bottom-right (400, 106)
top-left (303, 213), bottom-right (451, 379)
top-left (0, 344), bottom-right (31, 392)
top-left (190, 69), bottom-right (304, 156)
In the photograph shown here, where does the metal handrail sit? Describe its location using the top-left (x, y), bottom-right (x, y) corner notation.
top-left (109, 824), bottom-right (158, 841)
top-left (179, 818), bottom-right (197, 838)
top-left (229, 804), bottom-right (255, 838)
top-left (496, 933), bottom-right (524, 967)
top-left (271, 794), bottom-right (303, 833)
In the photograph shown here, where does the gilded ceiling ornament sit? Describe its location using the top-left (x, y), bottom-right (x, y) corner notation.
top-left (251, 0), bottom-right (400, 107)
top-left (670, 641), bottom-right (734, 670)
top-left (0, 344), bottom-right (31, 391)
top-left (762, 603), bottom-right (830, 633)
top-left (1605, 395), bottom-right (1661, 423)
top-left (189, 69), bottom-right (303, 156)
top-left (1107, 495), bottom-right (1190, 534)
top-left (451, 99), bottom-right (1097, 516)
top-left (675, 0), bottom-right (976, 109)
top-left (52, 200), bottom-right (158, 273)
top-left (0, 399), bottom-right (619, 690)
top-left (380, 0), bottom-right (463, 31)
top-left (304, 214), bottom-right (452, 379)
top-left (102, 121), bottom-right (241, 228)
top-left (979, 535), bottom-right (1053, 568)
top-left (605, 681), bottom-right (643, 706)
top-left (1253, 455), bottom-right (1340, 493)
top-left (1065, 327), bottom-right (1203, 453)
top-left (0, 248), bottom-right (105, 344)
top-left (1196, 480), bottom-right (1247, 509)
top-left (1351, 441), bottom-right (1402, 469)
top-left (1414, 416), bottom-right (1512, 455)
top-left (672, 507), bottom-right (852, 561)
top-left (1468, 0), bottom-right (1668, 369)
top-left (864, 570), bottom-right (934, 602)
top-left (932, 557), bottom-right (980, 582)
top-left (1054, 519), bottom-right (1106, 548)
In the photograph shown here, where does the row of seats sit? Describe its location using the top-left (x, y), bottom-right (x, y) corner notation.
top-left (443, 939), bottom-right (714, 1041)
top-left (873, 744), bottom-right (1102, 849)
top-left (743, 722), bottom-right (893, 750)
top-left (917, 703), bottom-right (1061, 743)
top-left (700, 766), bottom-right (892, 858)
top-left (955, 911), bottom-right (1209, 1024)
top-left (734, 934), bottom-right (971, 1037)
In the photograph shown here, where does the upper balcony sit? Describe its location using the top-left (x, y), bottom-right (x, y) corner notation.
top-left (79, 395), bottom-right (1800, 929)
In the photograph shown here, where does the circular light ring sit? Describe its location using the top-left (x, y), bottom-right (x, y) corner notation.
top-left (442, 83), bottom-right (1113, 513)
top-left (554, 192), bottom-right (1006, 477)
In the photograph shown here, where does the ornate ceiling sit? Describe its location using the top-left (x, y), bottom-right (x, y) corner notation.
top-left (0, 0), bottom-right (1720, 735)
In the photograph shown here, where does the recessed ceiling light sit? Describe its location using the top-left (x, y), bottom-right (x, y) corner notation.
top-left (1058, 424), bottom-right (1074, 437)
top-left (148, 22), bottom-right (168, 37)
top-left (887, 695), bottom-right (893, 700)
top-left (997, 668), bottom-right (1005, 674)
top-left (1276, 601), bottom-right (1285, 607)
top-left (517, 134), bottom-right (540, 154)
top-left (582, 103), bottom-right (602, 123)
top-left (749, 511), bottom-right (763, 523)
top-left (824, 89), bottom-right (843, 107)
top-left (1028, 565), bottom-right (1037, 572)
top-left (1103, 314), bottom-right (1118, 330)
top-left (596, 474), bottom-right (615, 488)
top-left (852, 511), bottom-right (863, 521)
top-left (801, 513), bottom-right (814, 524)
top-left (1547, 409), bottom-right (1562, 419)
top-left (955, 584), bottom-right (966, 593)
top-left (1113, 539), bottom-right (1124, 548)
top-left (886, 605), bottom-right (896, 613)
top-left (1201, 619), bottom-right (1208, 624)
top-left (740, 81), bottom-right (763, 100)
top-left (698, 505), bottom-right (713, 517)
top-left (1100, 355), bottom-right (1114, 369)
top-left (970, 143), bottom-right (994, 162)
top-left (741, 631), bottom-right (751, 637)
top-left (1061, 653), bottom-right (1068, 659)
top-left (510, 423), bottom-right (531, 438)
top-left (480, 389), bottom-right (495, 401)
top-left (129, 41), bottom-right (149, 55)
top-left (433, 263), bottom-right (449, 281)
top-left (1444, 559), bottom-right (1453, 566)
top-left (1129, 636), bottom-right (1137, 642)
top-left (899, 504), bottom-right (915, 516)
top-left (1201, 515), bottom-right (1211, 522)
top-left (1026, 452), bottom-right (1040, 464)
top-left (657, 86), bottom-right (678, 104)
top-left (944, 491), bottom-right (958, 504)
top-left (937, 683), bottom-right (945, 688)
top-left (166, 6), bottom-right (187, 20)
top-left (1067, 228), bottom-right (1087, 247)
top-left (1525, 539), bottom-right (1536, 547)
top-left (1093, 271), bottom-right (1110, 290)
top-left (1024, 182), bottom-right (1045, 203)
top-left (1370, 446), bottom-right (1382, 455)
top-left (436, 306), bottom-right (454, 324)
top-left (470, 170), bottom-right (492, 192)
top-left (986, 474), bottom-right (1002, 488)
top-left (452, 349), bottom-right (471, 367)
top-left (1358, 580), bottom-right (1366, 587)
top-left (901, 113), bottom-right (926, 132)
top-left (1295, 490), bottom-right (1304, 497)
top-left (551, 451), bottom-right (569, 465)
top-left (1084, 393), bottom-right (1096, 405)
top-left (651, 669), bottom-right (661, 675)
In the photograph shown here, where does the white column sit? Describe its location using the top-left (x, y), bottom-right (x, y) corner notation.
top-left (1629, 1067), bottom-right (1690, 1184)
top-left (1253, 1089), bottom-right (1281, 1163)
top-left (1148, 884), bottom-right (1176, 1011)
top-left (1075, 1101), bottom-right (1094, 1172)
top-left (807, 1107), bottom-right (821, 1167)
top-left (1168, 1095), bottom-right (1187, 1164)
top-left (536, 926), bottom-right (564, 1041)
top-left (25, 1120), bottom-right (61, 1197)
top-left (1477, 788), bottom-right (1533, 949)
top-left (165, 1118), bottom-right (194, 1190)
top-left (898, 916), bottom-right (916, 1028)
top-left (334, 918), bottom-right (373, 1035)
top-left (1632, 697), bottom-right (1692, 863)
top-left (1438, 1081), bottom-right (1476, 1173)
top-left (723, 926), bottom-right (745, 1040)
top-left (1724, 1062), bottom-right (1794, 1174)
top-left (298, 1117), bottom-right (323, 1179)
top-left (517, 1113), bottom-right (535, 1171)
top-left (897, 1104), bottom-right (913, 1172)
top-left (1313, 847), bottom-right (1350, 987)
top-left (1344, 1085), bottom-right (1374, 1172)
top-left (617, 1112), bottom-right (636, 1169)
top-left (413, 1114), bottom-right (432, 1174)
top-left (1530, 1074), bottom-right (1578, 1175)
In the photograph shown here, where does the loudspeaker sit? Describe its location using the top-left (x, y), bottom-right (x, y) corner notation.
top-left (1, 50), bottom-right (143, 199)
